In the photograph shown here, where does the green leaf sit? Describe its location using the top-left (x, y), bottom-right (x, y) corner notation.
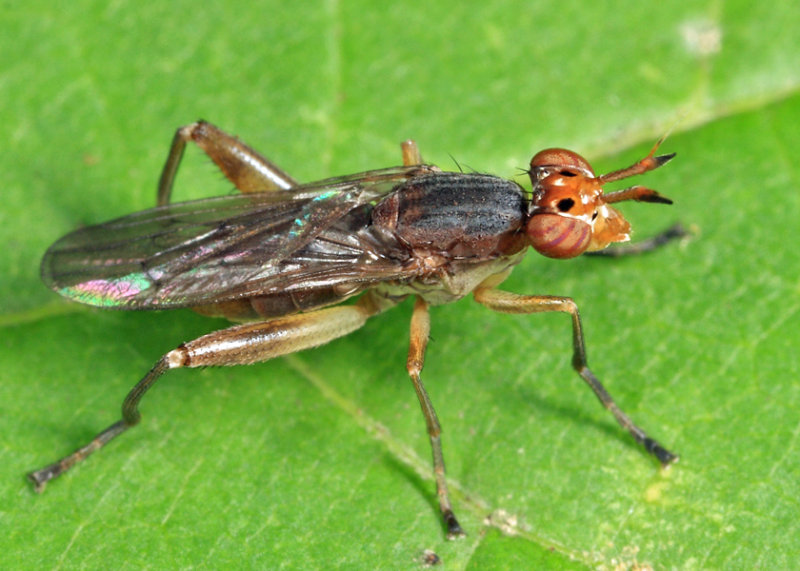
top-left (3, 1), bottom-right (798, 568)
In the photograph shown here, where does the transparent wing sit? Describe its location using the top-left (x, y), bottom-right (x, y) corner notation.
top-left (43, 165), bottom-right (433, 309)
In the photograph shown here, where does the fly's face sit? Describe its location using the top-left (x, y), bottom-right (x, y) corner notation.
top-left (526, 148), bottom-right (624, 258)
top-left (525, 146), bottom-right (675, 259)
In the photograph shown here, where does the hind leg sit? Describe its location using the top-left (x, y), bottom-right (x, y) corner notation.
top-left (157, 120), bottom-right (299, 206)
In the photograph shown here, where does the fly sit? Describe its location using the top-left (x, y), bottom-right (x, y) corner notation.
top-left (29, 121), bottom-right (680, 538)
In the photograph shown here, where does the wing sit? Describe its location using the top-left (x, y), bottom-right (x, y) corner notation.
top-left (43, 165), bottom-right (434, 309)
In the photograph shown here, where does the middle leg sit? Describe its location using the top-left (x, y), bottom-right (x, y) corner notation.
top-left (406, 296), bottom-right (465, 538)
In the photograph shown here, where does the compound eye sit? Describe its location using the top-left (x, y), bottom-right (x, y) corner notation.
top-left (529, 148), bottom-right (595, 175)
top-left (526, 214), bottom-right (592, 259)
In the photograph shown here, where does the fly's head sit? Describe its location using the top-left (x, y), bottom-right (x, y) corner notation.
top-left (524, 144), bottom-right (675, 259)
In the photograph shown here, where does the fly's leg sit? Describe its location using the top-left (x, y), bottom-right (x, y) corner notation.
top-left (586, 222), bottom-right (688, 258)
top-left (401, 140), bottom-right (422, 166)
top-left (406, 297), bottom-right (465, 538)
top-left (473, 287), bottom-right (678, 466)
top-left (158, 124), bottom-right (422, 206)
top-left (157, 120), bottom-right (299, 206)
top-left (27, 359), bottom-right (169, 492)
top-left (28, 297), bottom-right (383, 492)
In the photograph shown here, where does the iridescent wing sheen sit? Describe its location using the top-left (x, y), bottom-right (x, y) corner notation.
top-left (43, 166), bottom-right (433, 309)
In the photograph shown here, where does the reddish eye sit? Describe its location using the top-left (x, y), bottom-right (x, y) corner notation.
top-left (530, 148), bottom-right (594, 175)
top-left (526, 214), bottom-right (592, 259)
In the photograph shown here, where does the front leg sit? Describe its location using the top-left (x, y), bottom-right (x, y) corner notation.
top-left (28, 297), bottom-right (383, 491)
top-left (586, 222), bottom-right (688, 258)
top-left (473, 287), bottom-right (677, 466)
